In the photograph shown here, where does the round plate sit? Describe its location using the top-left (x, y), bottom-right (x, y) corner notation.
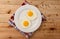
top-left (14, 4), bottom-right (42, 32)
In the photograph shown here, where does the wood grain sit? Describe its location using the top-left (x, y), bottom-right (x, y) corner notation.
top-left (0, 0), bottom-right (24, 5)
top-left (0, 14), bottom-right (12, 22)
top-left (0, 0), bottom-right (60, 39)
top-left (0, 5), bottom-right (20, 14)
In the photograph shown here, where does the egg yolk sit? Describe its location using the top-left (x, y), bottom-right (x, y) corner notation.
top-left (27, 10), bottom-right (33, 17)
top-left (23, 21), bottom-right (29, 27)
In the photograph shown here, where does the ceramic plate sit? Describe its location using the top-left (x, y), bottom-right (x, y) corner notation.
top-left (14, 4), bottom-right (42, 32)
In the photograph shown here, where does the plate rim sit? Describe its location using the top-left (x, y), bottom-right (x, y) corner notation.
top-left (14, 4), bottom-right (42, 32)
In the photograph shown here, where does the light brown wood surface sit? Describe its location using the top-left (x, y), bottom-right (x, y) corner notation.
top-left (0, 0), bottom-right (60, 39)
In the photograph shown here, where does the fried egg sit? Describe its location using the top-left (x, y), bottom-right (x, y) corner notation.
top-left (20, 19), bottom-right (31, 28)
top-left (26, 10), bottom-right (37, 20)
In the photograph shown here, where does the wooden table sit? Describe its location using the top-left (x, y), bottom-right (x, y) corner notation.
top-left (0, 0), bottom-right (60, 39)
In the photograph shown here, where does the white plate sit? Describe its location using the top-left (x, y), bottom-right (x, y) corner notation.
top-left (14, 4), bottom-right (42, 32)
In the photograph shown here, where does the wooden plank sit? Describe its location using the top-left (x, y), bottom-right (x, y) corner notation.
top-left (0, 0), bottom-right (24, 5)
top-left (44, 1), bottom-right (60, 5)
top-left (31, 31), bottom-right (60, 37)
top-left (0, 27), bottom-right (25, 39)
top-left (46, 5), bottom-right (60, 9)
top-left (0, 14), bottom-right (12, 22)
top-left (38, 5), bottom-right (60, 10)
top-left (0, 25), bottom-right (60, 39)
top-left (27, 0), bottom-right (60, 5)
top-left (0, 5), bottom-right (60, 14)
top-left (0, 23), bottom-right (9, 27)
top-left (42, 9), bottom-right (60, 14)
top-left (0, 5), bottom-right (20, 14)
